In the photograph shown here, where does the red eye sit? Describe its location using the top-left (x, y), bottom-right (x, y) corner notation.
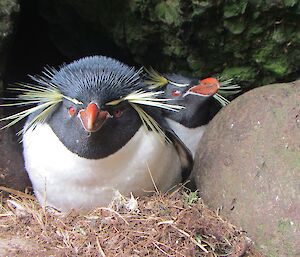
top-left (171, 90), bottom-right (182, 97)
top-left (68, 106), bottom-right (76, 117)
top-left (113, 109), bottom-right (123, 118)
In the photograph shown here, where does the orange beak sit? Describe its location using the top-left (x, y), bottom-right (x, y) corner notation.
top-left (186, 77), bottom-right (220, 97)
top-left (78, 103), bottom-right (109, 132)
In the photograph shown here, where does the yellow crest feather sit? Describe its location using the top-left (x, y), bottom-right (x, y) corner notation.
top-left (106, 90), bottom-right (184, 142)
top-left (144, 68), bottom-right (169, 89)
top-left (0, 83), bottom-right (82, 135)
top-left (214, 78), bottom-right (241, 106)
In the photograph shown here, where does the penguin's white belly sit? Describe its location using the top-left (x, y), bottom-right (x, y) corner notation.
top-left (22, 124), bottom-right (181, 212)
top-left (166, 118), bottom-right (206, 157)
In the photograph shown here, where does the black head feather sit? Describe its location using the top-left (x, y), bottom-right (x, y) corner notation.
top-left (41, 56), bottom-right (145, 106)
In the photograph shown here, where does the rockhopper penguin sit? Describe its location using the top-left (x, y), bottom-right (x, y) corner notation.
top-left (1, 56), bottom-right (193, 212)
top-left (146, 70), bottom-right (240, 156)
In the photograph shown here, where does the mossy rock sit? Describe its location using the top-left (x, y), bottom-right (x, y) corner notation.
top-left (38, 0), bottom-right (300, 88)
top-left (192, 80), bottom-right (300, 257)
top-left (0, 0), bottom-right (19, 92)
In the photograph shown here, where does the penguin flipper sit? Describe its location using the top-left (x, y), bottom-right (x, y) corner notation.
top-left (165, 129), bottom-right (193, 182)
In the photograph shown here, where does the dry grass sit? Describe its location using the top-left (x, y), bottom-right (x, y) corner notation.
top-left (0, 187), bottom-right (264, 257)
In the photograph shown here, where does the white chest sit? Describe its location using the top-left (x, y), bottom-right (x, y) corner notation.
top-left (22, 124), bottom-right (181, 212)
top-left (166, 118), bottom-right (206, 157)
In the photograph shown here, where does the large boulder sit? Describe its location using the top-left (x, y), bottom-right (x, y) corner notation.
top-left (193, 80), bottom-right (300, 257)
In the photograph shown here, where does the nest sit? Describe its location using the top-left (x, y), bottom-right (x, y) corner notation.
top-left (0, 187), bottom-right (264, 256)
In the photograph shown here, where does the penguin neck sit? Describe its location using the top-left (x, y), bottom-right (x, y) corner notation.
top-left (167, 97), bottom-right (215, 128)
top-left (166, 118), bottom-right (206, 157)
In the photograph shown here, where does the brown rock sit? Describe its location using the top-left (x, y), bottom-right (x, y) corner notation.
top-left (0, 110), bottom-right (31, 193)
top-left (193, 80), bottom-right (300, 257)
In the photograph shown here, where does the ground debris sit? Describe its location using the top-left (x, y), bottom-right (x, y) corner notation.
top-left (0, 188), bottom-right (264, 256)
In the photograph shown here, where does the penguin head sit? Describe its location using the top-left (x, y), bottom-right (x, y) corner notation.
top-left (1, 56), bottom-right (183, 159)
top-left (163, 75), bottom-right (220, 103)
top-left (145, 69), bottom-right (240, 128)
top-left (161, 74), bottom-right (221, 127)
top-left (50, 56), bottom-right (142, 131)
top-left (43, 56), bottom-right (146, 158)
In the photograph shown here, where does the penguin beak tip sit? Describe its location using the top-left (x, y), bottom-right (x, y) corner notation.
top-left (185, 77), bottom-right (220, 97)
top-left (78, 102), bottom-right (109, 133)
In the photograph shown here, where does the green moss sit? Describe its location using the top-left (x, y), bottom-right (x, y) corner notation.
top-left (265, 244), bottom-right (280, 257)
top-left (297, 3), bottom-right (300, 14)
top-left (222, 67), bottom-right (256, 81)
top-left (223, 0), bottom-right (248, 18)
top-left (224, 18), bottom-right (247, 34)
top-left (277, 218), bottom-right (293, 234)
top-left (260, 76), bottom-right (276, 86)
top-left (252, 11), bottom-right (261, 19)
top-left (125, 21), bottom-right (146, 46)
top-left (248, 23), bottom-right (263, 35)
top-left (128, 0), bottom-right (148, 13)
top-left (184, 191), bottom-right (199, 206)
top-left (187, 54), bottom-right (204, 71)
top-left (272, 28), bottom-right (288, 44)
top-left (154, 0), bottom-right (181, 27)
top-left (0, 0), bottom-right (19, 14)
top-left (253, 43), bottom-right (275, 64)
top-left (256, 218), bottom-right (295, 257)
top-left (191, 0), bottom-right (213, 18)
top-left (263, 57), bottom-right (290, 75)
top-left (248, 0), bottom-right (263, 8)
top-left (256, 223), bottom-right (265, 237)
top-left (294, 30), bottom-right (300, 43)
top-left (163, 42), bottom-right (186, 57)
top-left (283, 0), bottom-right (298, 7)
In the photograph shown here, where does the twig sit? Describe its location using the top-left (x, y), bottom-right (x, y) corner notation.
top-left (152, 242), bottom-right (174, 256)
top-left (170, 225), bottom-right (209, 253)
top-left (146, 162), bottom-right (160, 195)
top-left (96, 237), bottom-right (106, 257)
top-left (157, 220), bottom-right (209, 253)
top-left (154, 241), bottom-right (186, 257)
top-left (99, 207), bottom-right (129, 225)
top-left (157, 220), bottom-right (174, 226)
top-left (0, 186), bottom-right (35, 200)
